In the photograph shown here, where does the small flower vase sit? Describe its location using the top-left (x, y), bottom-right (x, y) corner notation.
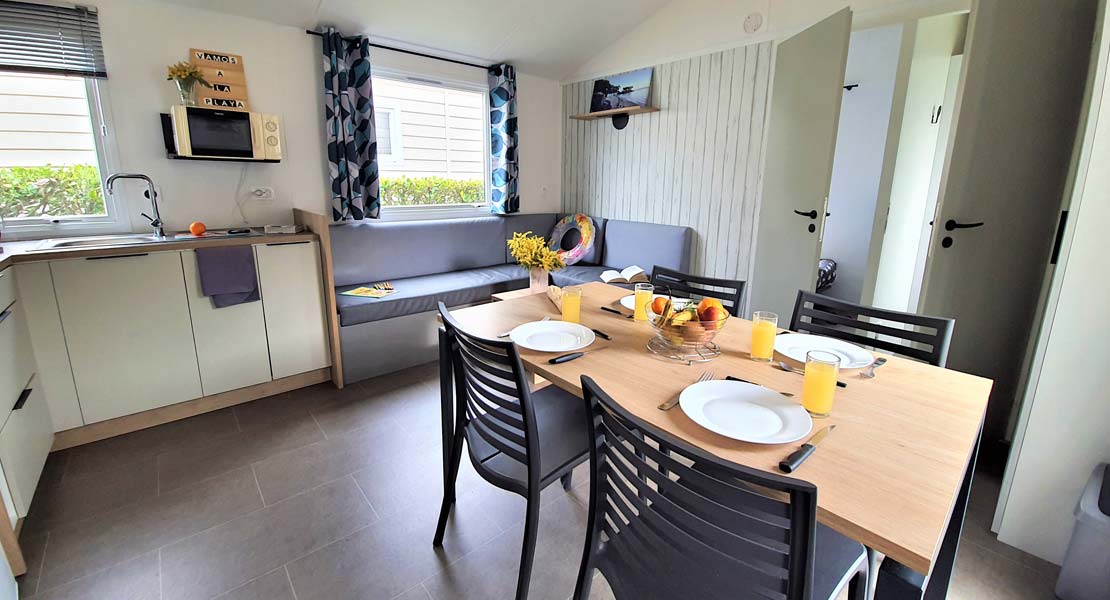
top-left (529, 267), bottom-right (548, 293)
top-left (175, 79), bottom-right (197, 106)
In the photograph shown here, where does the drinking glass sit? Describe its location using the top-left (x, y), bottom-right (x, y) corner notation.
top-left (750, 311), bottom-right (778, 361)
top-left (802, 350), bottom-right (841, 417)
top-left (633, 283), bottom-right (654, 322)
top-left (561, 287), bottom-right (582, 323)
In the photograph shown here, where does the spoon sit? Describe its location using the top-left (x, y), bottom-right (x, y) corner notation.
top-left (860, 357), bottom-right (888, 379)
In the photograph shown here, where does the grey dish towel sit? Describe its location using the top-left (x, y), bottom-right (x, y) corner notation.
top-left (195, 246), bottom-right (260, 308)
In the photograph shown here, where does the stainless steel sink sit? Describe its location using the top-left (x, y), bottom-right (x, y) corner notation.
top-left (34, 234), bottom-right (166, 250)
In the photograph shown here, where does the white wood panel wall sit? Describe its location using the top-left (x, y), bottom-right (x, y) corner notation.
top-left (562, 42), bottom-right (773, 284)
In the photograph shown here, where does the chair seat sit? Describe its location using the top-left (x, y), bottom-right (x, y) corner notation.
top-left (465, 384), bottom-right (590, 492)
top-left (813, 524), bottom-right (867, 600)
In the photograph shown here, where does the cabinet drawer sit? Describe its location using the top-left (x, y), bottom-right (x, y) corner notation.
top-left (0, 379), bottom-right (53, 517)
top-left (0, 301), bottom-right (35, 414)
top-left (0, 267), bottom-right (13, 311)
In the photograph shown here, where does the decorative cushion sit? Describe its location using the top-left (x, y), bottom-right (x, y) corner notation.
top-left (549, 214), bottom-right (596, 266)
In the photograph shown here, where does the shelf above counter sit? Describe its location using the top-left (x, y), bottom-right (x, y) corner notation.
top-left (569, 106), bottom-right (660, 121)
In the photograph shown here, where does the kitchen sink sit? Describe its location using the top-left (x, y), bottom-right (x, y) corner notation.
top-left (43, 234), bottom-right (165, 249)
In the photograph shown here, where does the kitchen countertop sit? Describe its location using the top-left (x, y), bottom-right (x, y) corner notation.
top-left (0, 230), bottom-right (318, 270)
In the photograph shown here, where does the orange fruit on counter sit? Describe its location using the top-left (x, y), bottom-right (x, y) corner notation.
top-left (650, 296), bottom-right (668, 315)
top-left (189, 221), bottom-right (207, 236)
top-left (697, 297), bottom-right (724, 315)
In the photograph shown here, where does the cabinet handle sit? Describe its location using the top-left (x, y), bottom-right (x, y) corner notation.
top-left (86, 253), bottom-right (149, 260)
top-left (0, 305), bottom-right (11, 324)
top-left (265, 241), bottom-right (310, 247)
top-left (13, 388), bottom-right (31, 411)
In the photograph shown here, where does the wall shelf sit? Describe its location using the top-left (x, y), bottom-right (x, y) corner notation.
top-left (569, 106), bottom-right (660, 121)
top-left (167, 154), bottom-right (280, 164)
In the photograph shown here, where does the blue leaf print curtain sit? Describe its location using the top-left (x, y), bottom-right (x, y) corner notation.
top-left (322, 28), bottom-right (380, 221)
top-left (488, 64), bottom-right (519, 214)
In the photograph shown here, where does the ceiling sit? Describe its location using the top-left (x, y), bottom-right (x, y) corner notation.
top-left (158, 0), bottom-right (673, 80)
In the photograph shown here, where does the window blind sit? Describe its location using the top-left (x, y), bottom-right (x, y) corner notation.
top-left (0, 1), bottom-right (106, 78)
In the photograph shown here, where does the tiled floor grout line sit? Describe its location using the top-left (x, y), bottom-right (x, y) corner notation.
top-left (29, 530), bottom-right (50, 597)
top-left (960, 536), bottom-right (1057, 576)
top-left (307, 405), bottom-right (328, 440)
top-left (350, 473), bottom-right (378, 516)
top-left (249, 464), bottom-right (267, 507)
top-left (420, 581), bottom-right (434, 600)
top-left (231, 407), bottom-right (243, 433)
top-left (158, 547), bottom-right (163, 600)
top-left (283, 564), bottom-right (300, 600)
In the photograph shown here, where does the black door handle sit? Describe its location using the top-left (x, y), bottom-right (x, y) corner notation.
top-left (944, 219), bottom-right (984, 231)
top-left (794, 209), bottom-right (818, 219)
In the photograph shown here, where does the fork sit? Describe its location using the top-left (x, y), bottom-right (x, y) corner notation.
top-left (498, 316), bottom-right (550, 338)
top-left (658, 370), bottom-right (714, 411)
top-left (372, 281), bottom-right (393, 291)
top-left (860, 357), bottom-right (888, 379)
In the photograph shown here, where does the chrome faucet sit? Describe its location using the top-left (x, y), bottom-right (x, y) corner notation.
top-left (105, 173), bottom-right (165, 239)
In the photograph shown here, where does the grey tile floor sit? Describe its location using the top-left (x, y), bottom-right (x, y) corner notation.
top-left (14, 363), bottom-right (1061, 599)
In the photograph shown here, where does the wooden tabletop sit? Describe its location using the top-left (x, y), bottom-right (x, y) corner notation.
top-left (448, 282), bottom-right (991, 575)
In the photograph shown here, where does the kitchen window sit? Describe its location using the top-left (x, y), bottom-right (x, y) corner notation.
top-left (0, 1), bottom-right (124, 238)
top-left (372, 70), bottom-right (490, 219)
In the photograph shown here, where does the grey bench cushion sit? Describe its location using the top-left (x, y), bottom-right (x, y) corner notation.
top-left (550, 265), bottom-right (610, 287)
top-left (602, 219), bottom-right (693, 276)
top-left (336, 264), bottom-right (528, 326)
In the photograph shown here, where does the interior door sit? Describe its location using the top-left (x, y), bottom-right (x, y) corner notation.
top-left (750, 8), bottom-right (853, 320)
top-left (917, 0), bottom-right (1098, 450)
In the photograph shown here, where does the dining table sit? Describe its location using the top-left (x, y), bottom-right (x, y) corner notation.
top-left (437, 282), bottom-right (991, 599)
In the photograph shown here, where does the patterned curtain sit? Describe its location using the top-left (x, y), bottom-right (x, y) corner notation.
top-left (488, 64), bottom-right (519, 214)
top-left (322, 28), bottom-right (380, 221)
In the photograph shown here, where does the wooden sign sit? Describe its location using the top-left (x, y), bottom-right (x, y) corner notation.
top-left (190, 48), bottom-right (249, 111)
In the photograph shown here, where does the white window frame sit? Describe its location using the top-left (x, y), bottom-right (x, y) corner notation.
top-left (0, 75), bottom-right (127, 239)
top-left (374, 106), bottom-right (404, 166)
top-left (371, 66), bottom-right (491, 222)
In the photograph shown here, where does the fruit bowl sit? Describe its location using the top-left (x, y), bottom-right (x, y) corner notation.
top-left (646, 298), bottom-right (729, 362)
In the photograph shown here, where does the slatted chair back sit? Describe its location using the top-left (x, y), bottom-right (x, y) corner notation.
top-left (788, 290), bottom-right (955, 367)
top-left (650, 267), bottom-right (746, 317)
top-left (575, 376), bottom-right (819, 600)
top-left (438, 302), bottom-right (539, 495)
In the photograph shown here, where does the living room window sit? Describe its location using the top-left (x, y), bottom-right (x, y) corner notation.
top-left (372, 71), bottom-right (490, 218)
top-left (0, 2), bottom-right (123, 238)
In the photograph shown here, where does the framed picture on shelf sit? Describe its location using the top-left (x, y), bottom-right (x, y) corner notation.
top-left (589, 67), bottom-right (653, 113)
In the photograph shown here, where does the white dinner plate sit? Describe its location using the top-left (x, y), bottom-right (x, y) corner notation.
top-left (774, 333), bottom-right (874, 369)
top-left (680, 380), bottom-right (812, 444)
top-left (618, 294), bottom-right (692, 312)
top-left (509, 320), bottom-right (595, 353)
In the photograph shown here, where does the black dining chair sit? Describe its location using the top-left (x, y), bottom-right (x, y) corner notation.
top-left (435, 302), bottom-right (590, 600)
top-left (789, 290), bottom-right (955, 367)
top-left (574, 376), bottom-right (868, 600)
top-left (650, 267), bottom-right (747, 317)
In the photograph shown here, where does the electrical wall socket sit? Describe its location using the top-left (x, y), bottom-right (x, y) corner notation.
top-left (250, 186), bottom-right (275, 201)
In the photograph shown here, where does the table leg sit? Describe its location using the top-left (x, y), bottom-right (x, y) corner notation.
top-left (874, 428), bottom-right (981, 599)
top-left (438, 327), bottom-right (454, 499)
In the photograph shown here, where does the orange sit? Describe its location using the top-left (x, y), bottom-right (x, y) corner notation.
top-left (189, 221), bottom-right (207, 236)
top-left (650, 297), bottom-right (668, 315)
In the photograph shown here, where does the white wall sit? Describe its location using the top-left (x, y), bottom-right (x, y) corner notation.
top-left (869, 12), bottom-right (965, 312)
top-left (567, 0), bottom-right (970, 83)
top-left (996, 0), bottom-right (1110, 564)
top-left (79, 0), bottom-right (561, 233)
top-left (821, 24), bottom-right (903, 302)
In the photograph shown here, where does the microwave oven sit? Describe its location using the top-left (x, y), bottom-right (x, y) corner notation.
top-left (168, 106), bottom-right (282, 161)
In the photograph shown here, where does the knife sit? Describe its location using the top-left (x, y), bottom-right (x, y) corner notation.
top-left (778, 425), bottom-right (836, 473)
top-left (600, 306), bottom-right (633, 319)
top-left (591, 328), bottom-right (612, 341)
top-left (548, 347), bottom-right (605, 364)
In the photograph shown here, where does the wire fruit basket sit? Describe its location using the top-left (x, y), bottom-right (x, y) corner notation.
top-left (647, 302), bottom-right (729, 364)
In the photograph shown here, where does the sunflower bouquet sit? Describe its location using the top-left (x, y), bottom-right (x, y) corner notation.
top-left (507, 231), bottom-right (565, 272)
top-left (166, 61), bottom-right (211, 106)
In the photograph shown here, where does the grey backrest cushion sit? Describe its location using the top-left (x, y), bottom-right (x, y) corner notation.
top-left (331, 217), bottom-right (507, 286)
top-left (502, 213), bottom-right (558, 263)
top-left (602, 219), bottom-right (693, 276)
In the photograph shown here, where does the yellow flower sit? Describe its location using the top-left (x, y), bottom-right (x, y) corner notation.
top-left (507, 232), bottom-right (564, 271)
top-left (166, 61), bottom-right (212, 88)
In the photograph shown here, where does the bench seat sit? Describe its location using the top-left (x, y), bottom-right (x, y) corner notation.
top-left (336, 263), bottom-right (528, 326)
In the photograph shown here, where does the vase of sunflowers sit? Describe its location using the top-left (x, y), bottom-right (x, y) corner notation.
top-left (166, 61), bottom-right (212, 106)
top-left (507, 231), bottom-right (565, 293)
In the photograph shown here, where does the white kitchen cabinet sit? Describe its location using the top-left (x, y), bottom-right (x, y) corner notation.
top-left (0, 378), bottom-right (53, 517)
top-left (0, 301), bottom-right (33, 417)
top-left (13, 263), bottom-right (83, 431)
top-left (181, 249), bottom-right (272, 395)
top-left (255, 241), bottom-right (331, 379)
top-left (51, 252), bottom-right (202, 423)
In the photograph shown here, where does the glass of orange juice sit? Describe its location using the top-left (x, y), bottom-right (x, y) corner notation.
top-left (750, 311), bottom-right (778, 362)
top-left (633, 283), bottom-right (654, 321)
top-left (802, 351), bottom-right (841, 417)
top-left (561, 287), bottom-right (582, 323)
